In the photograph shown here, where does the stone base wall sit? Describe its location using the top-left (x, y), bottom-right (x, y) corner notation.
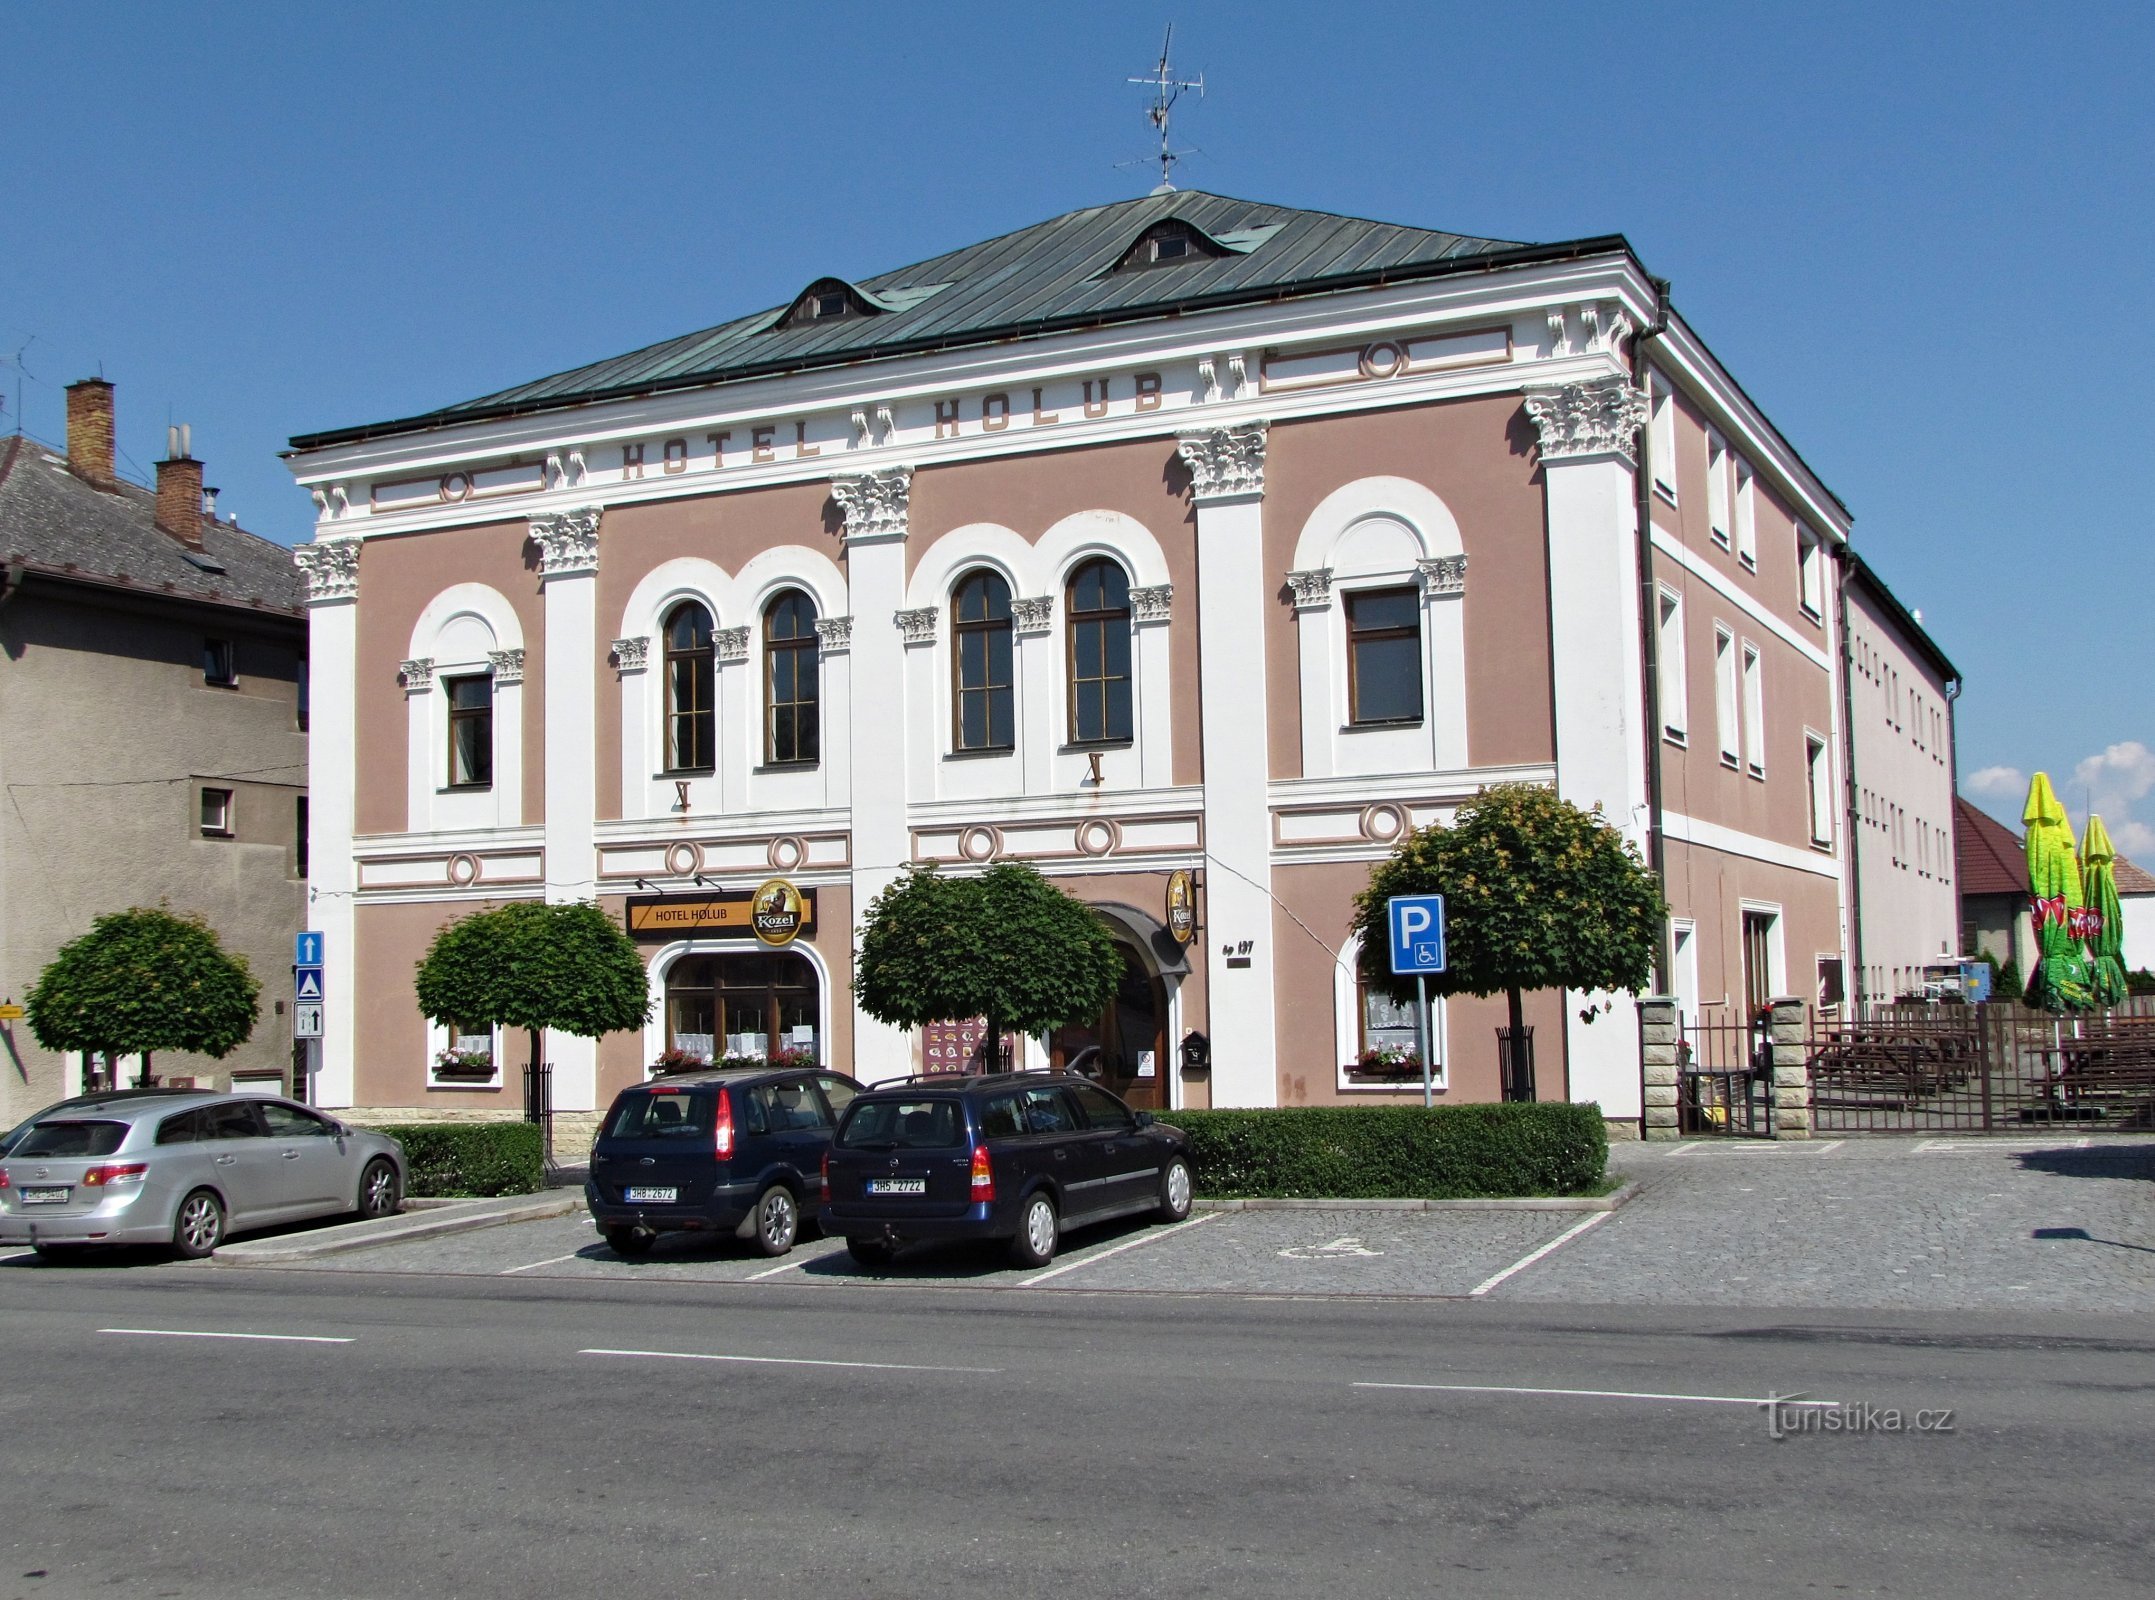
top-left (1636, 996), bottom-right (1680, 1140)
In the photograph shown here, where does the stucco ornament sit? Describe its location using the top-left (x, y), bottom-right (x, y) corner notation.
top-left (715, 625), bottom-right (751, 664)
top-left (1012, 596), bottom-right (1054, 637)
top-left (1524, 377), bottom-right (1648, 463)
top-left (530, 507), bottom-right (602, 576)
top-left (611, 637), bottom-right (649, 672)
top-left (832, 467), bottom-right (913, 544)
top-left (1130, 583), bottom-right (1174, 624)
top-left (293, 535), bottom-right (362, 603)
top-left (894, 607), bottom-right (939, 646)
top-left (1176, 422), bottom-right (1269, 500)
top-left (399, 657), bottom-right (435, 693)
top-left (488, 648), bottom-right (526, 685)
top-left (814, 615), bottom-right (854, 653)
top-left (1416, 555), bottom-right (1468, 596)
top-left (1286, 568), bottom-right (1335, 611)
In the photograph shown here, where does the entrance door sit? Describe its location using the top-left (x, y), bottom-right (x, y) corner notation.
top-left (1741, 910), bottom-right (1776, 1069)
top-left (1051, 942), bottom-right (1168, 1110)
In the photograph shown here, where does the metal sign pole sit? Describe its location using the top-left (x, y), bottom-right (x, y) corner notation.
top-left (1417, 973), bottom-right (1432, 1108)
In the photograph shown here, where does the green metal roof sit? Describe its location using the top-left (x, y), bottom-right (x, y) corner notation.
top-left (293, 191), bottom-right (1626, 450)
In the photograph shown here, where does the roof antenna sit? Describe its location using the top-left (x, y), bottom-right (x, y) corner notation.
top-left (1126, 25), bottom-right (1203, 194)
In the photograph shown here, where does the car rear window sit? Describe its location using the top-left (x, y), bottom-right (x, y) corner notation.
top-left (837, 1098), bottom-right (964, 1150)
top-left (608, 1090), bottom-right (715, 1140)
top-left (12, 1120), bottom-right (130, 1158)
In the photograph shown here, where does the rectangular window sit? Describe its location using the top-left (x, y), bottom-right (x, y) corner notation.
top-left (445, 675), bottom-right (493, 789)
top-left (1805, 734), bottom-right (1832, 847)
top-left (200, 786), bottom-right (233, 836)
top-left (203, 637), bottom-right (235, 686)
top-left (1796, 526), bottom-right (1824, 618)
top-left (1656, 587), bottom-right (1687, 742)
top-left (1649, 375), bottom-right (1677, 502)
top-left (296, 655), bottom-right (310, 732)
top-left (296, 795), bottom-right (309, 879)
top-left (1741, 642), bottom-right (1765, 777)
top-left (1734, 460), bottom-right (1756, 570)
top-left (1346, 587), bottom-right (1423, 726)
top-left (1714, 627), bottom-right (1739, 766)
top-left (1706, 430), bottom-right (1731, 547)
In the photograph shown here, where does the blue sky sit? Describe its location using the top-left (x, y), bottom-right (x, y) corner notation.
top-left (4, 2), bottom-right (2149, 848)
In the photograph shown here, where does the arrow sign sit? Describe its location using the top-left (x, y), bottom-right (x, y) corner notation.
top-left (294, 967), bottom-right (325, 1002)
top-left (1386, 894), bottom-right (1447, 977)
top-left (295, 931), bottom-right (324, 967)
top-left (293, 1003), bottom-right (323, 1040)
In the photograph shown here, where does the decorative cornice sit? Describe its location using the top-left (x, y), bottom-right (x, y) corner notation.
top-left (1286, 568), bottom-right (1335, 611)
top-left (487, 647), bottom-right (526, 685)
top-left (715, 625), bottom-right (751, 664)
top-left (1176, 421), bottom-right (1268, 501)
top-left (529, 506), bottom-right (602, 576)
top-left (1416, 555), bottom-right (1467, 597)
top-left (293, 536), bottom-right (362, 604)
top-left (1012, 595), bottom-right (1054, 637)
top-left (1130, 583), bottom-right (1173, 625)
top-left (894, 606), bottom-right (939, 646)
top-left (1524, 377), bottom-right (1647, 464)
top-left (611, 636), bottom-right (649, 672)
top-left (814, 615), bottom-right (854, 654)
top-left (831, 466), bottom-right (913, 544)
top-left (398, 657), bottom-right (434, 693)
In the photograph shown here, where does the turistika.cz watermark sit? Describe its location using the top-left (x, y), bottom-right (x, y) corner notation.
top-left (1761, 1393), bottom-right (1956, 1440)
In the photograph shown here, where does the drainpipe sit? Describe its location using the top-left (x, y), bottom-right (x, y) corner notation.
top-left (1631, 277), bottom-right (1673, 990)
top-left (1837, 550), bottom-right (1864, 1004)
top-left (1945, 673), bottom-right (1962, 960)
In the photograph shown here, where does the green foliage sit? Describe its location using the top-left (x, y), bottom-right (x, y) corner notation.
top-left (854, 863), bottom-right (1123, 1041)
top-left (1350, 784), bottom-right (1667, 1007)
top-left (2126, 969), bottom-right (2155, 999)
top-left (26, 907), bottom-right (260, 1061)
top-left (414, 901), bottom-right (649, 1039)
top-left (1166, 1103), bottom-right (1609, 1199)
top-left (1994, 957), bottom-right (2023, 1002)
top-left (373, 1122), bottom-right (544, 1197)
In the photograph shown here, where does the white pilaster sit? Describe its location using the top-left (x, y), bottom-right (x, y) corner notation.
top-left (532, 507), bottom-right (602, 1111)
top-left (294, 536), bottom-right (362, 1108)
top-left (833, 469), bottom-right (916, 1083)
top-left (1178, 423), bottom-right (1279, 1108)
top-left (1130, 584), bottom-right (1174, 789)
top-left (1526, 377), bottom-right (1650, 1119)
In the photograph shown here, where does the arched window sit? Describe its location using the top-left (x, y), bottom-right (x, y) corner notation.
top-left (1065, 558), bottom-right (1132, 744)
top-left (764, 589), bottom-right (820, 766)
top-left (951, 569), bottom-right (1013, 751)
top-left (663, 600), bottom-right (715, 772)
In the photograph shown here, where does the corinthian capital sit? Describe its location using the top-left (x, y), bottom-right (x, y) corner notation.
top-left (530, 506), bottom-right (602, 577)
top-left (293, 535), bottom-right (363, 604)
top-left (1176, 422), bottom-right (1268, 501)
top-left (1524, 377), bottom-right (1648, 464)
top-left (831, 467), bottom-right (914, 545)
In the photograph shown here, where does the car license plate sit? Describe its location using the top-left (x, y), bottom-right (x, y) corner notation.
top-left (623, 1186), bottom-right (677, 1204)
top-left (20, 1187), bottom-right (69, 1206)
top-left (867, 1178), bottom-right (926, 1195)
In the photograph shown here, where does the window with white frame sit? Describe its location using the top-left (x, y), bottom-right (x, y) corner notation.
top-left (1657, 587), bottom-right (1687, 742)
top-left (1741, 642), bottom-right (1765, 777)
top-left (199, 786), bottom-right (233, 836)
top-left (1797, 525), bottom-right (1824, 618)
top-left (1345, 586), bottom-right (1424, 727)
top-left (1805, 733), bottom-right (1832, 847)
top-left (1706, 430), bottom-right (1731, 548)
top-left (1649, 374), bottom-right (1677, 501)
top-left (1734, 459), bottom-right (1757, 570)
top-left (1714, 626), bottom-right (1739, 765)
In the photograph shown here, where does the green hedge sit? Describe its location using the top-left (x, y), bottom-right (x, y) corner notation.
top-left (372, 1122), bottom-right (545, 1198)
top-left (1163, 1103), bottom-right (1608, 1199)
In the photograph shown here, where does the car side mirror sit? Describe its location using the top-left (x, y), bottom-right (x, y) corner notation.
top-left (1133, 1110), bottom-right (1155, 1129)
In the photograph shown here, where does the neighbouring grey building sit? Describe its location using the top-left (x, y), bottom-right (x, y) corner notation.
top-left (0, 379), bottom-right (306, 1122)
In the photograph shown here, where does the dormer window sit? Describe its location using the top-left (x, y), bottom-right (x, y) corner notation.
top-left (1150, 232), bottom-right (1190, 262)
top-left (811, 290), bottom-right (850, 320)
top-left (781, 278), bottom-right (870, 329)
top-left (1112, 220), bottom-right (1228, 273)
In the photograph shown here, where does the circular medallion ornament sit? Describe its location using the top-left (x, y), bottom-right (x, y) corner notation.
top-left (1075, 819), bottom-right (1119, 858)
top-left (446, 853), bottom-right (480, 887)
top-left (767, 835), bottom-right (806, 872)
top-left (958, 826), bottom-right (1000, 863)
top-left (1360, 803), bottom-right (1406, 843)
top-left (664, 842), bottom-right (702, 878)
top-left (750, 878), bottom-right (806, 946)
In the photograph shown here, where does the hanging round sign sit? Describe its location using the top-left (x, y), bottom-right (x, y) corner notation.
top-left (1165, 868), bottom-right (1196, 945)
top-left (751, 878), bottom-right (806, 946)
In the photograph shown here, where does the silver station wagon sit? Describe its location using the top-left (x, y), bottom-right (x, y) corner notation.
top-left (0, 1089), bottom-right (406, 1260)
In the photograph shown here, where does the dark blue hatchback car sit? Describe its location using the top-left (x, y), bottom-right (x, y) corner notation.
top-left (586, 1067), bottom-right (863, 1257)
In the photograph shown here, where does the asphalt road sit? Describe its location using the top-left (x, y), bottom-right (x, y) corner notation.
top-left (2, 1266), bottom-right (2149, 1599)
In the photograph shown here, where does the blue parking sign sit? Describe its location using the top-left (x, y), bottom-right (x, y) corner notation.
top-left (1387, 895), bottom-right (1446, 976)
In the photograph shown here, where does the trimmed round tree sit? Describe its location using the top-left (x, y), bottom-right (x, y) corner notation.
top-left (1350, 784), bottom-right (1666, 1098)
top-left (414, 901), bottom-right (650, 1107)
top-left (853, 863), bottom-right (1122, 1063)
top-left (27, 907), bottom-right (261, 1084)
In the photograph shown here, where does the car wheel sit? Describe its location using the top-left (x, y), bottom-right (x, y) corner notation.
top-left (172, 1189), bottom-right (225, 1260)
top-left (846, 1236), bottom-right (893, 1267)
top-left (1007, 1191), bottom-right (1059, 1268)
top-left (357, 1158), bottom-right (401, 1221)
top-left (1156, 1157), bottom-right (1194, 1223)
top-left (751, 1185), bottom-right (799, 1258)
top-left (606, 1226), bottom-right (655, 1257)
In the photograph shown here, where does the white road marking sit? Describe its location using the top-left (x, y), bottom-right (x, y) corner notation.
top-left (1019, 1210), bottom-right (1227, 1287)
top-left (98, 1327), bottom-right (353, 1344)
top-left (1469, 1210), bottom-right (1615, 1298)
top-left (1916, 1138), bottom-right (2090, 1153)
top-left (1663, 1142), bottom-right (1701, 1158)
top-left (500, 1252), bottom-right (587, 1275)
top-left (0, 1250), bottom-right (37, 1265)
top-left (580, 1348), bottom-right (998, 1373)
top-left (1354, 1381), bottom-right (1839, 1408)
top-left (745, 1252), bottom-right (821, 1279)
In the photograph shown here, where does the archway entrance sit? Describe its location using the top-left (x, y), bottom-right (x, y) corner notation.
top-left (663, 950), bottom-right (820, 1067)
top-left (1050, 939), bottom-right (1169, 1110)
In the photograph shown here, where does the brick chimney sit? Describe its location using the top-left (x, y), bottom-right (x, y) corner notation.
top-left (64, 378), bottom-right (116, 489)
top-left (154, 425), bottom-right (205, 548)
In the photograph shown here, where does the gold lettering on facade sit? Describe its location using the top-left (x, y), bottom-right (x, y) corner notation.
top-left (934, 398), bottom-right (961, 439)
top-left (793, 420), bottom-right (820, 459)
top-left (981, 392), bottom-right (1010, 433)
top-left (706, 430), bottom-right (731, 467)
top-left (662, 437), bottom-right (688, 475)
top-left (622, 442), bottom-right (646, 479)
top-left (1082, 378), bottom-right (1109, 418)
top-left (751, 425), bottom-right (776, 463)
top-left (1134, 372), bottom-right (1162, 412)
top-left (1031, 387), bottom-right (1059, 427)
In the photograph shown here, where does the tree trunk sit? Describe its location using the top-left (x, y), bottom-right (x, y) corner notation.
top-left (140, 1050), bottom-right (155, 1089)
top-left (527, 1027), bottom-right (545, 1125)
top-left (1505, 987), bottom-right (1529, 1103)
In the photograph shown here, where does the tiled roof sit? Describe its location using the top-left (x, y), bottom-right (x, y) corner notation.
top-left (1955, 796), bottom-right (2026, 898)
top-left (292, 190), bottom-right (1618, 449)
top-left (2114, 854), bottom-right (2155, 896)
top-left (0, 435), bottom-right (301, 618)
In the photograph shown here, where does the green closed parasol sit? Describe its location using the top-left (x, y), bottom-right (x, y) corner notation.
top-left (2022, 773), bottom-right (2093, 1012)
top-left (2080, 813), bottom-right (2129, 1007)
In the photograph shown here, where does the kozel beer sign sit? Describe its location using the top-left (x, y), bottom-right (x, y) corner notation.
top-left (751, 879), bottom-right (807, 946)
